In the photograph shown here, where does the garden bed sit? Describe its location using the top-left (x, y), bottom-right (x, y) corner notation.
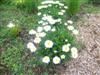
top-left (0, 1), bottom-right (100, 75)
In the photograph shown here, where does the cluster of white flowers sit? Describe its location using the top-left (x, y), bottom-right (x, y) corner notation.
top-left (27, 42), bottom-right (37, 52)
top-left (64, 20), bottom-right (79, 35)
top-left (7, 22), bottom-right (15, 28)
top-left (27, 0), bottom-right (79, 65)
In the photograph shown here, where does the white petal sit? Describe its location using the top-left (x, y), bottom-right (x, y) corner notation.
top-left (53, 56), bottom-right (61, 64)
top-left (67, 26), bottom-right (74, 30)
top-left (29, 29), bottom-right (36, 35)
top-left (51, 27), bottom-right (56, 32)
top-left (44, 25), bottom-right (51, 32)
top-left (60, 55), bottom-right (66, 59)
top-left (42, 56), bottom-right (50, 64)
top-left (67, 20), bottom-right (73, 24)
top-left (37, 12), bottom-right (41, 16)
top-left (37, 27), bottom-right (43, 32)
top-left (73, 29), bottom-right (79, 35)
top-left (34, 37), bottom-right (41, 44)
top-left (7, 22), bottom-right (15, 28)
top-left (45, 40), bottom-right (53, 48)
top-left (38, 32), bottom-right (46, 37)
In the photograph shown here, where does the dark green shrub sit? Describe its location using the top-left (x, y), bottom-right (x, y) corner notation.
top-left (68, 0), bottom-right (80, 15)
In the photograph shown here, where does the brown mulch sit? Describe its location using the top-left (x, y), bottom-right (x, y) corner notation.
top-left (60, 14), bottom-right (100, 75)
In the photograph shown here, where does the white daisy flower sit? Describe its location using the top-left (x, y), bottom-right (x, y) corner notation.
top-left (41, 1), bottom-right (54, 4)
top-left (35, 33), bottom-right (40, 37)
top-left (55, 1), bottom-right (60, 4)
top-left (62, 44), bottom-right (70, 52)
top-left (38, 21), bottom-right (44, 24)
top-left (44, 25), bottom-right (51, 32)
top-left (29, 29), bottom-right (36, 35)
top-left (38, 5), bottom-right (48, 9)
top-left (59, 3), bottom-right (64, 6)
top-left (64, 23), bottom-right (68, 26)
top-left (46, 16), bottom-right (56, 25)
top-left (34, 37), bottom-right (41, 44)
top-left (37, 12), bottom-right (41, 16)
top-left (67, 26), bottom-right (74, 30)
top-left (37, 26), bottom-right (43, 32)
top-left (51, 27), bottom-right (56, 32)
top-left (58, 12), bottom-right (64, 15)
top-left (71, 47), bottom-right (78, 58)
top-left (65, 39), bottom-right (68, 42)
top-left (61, 10), bottom-right (66, 13)
top-left (71, 47), bottom-right (78, 53)
top-left (29, 47), bottom-right (37, 53)
top-left (67, 20), bottom-right (73, 24)
top-left (45, 40), bottom-right (53, 48)
top-left (27, 42), bottom-right (34, 49)
top-left (42, 17), bottom-right (47, 21)
top-left (38, 32), bottom-right (46, 37)
top-left (27, 42), bottom-right (37, 52)
top-left (43, 14), bottom-right (46, 17)
top-left (66, 43), bottom-right (71, 47)
top-left (7, 22), bottom-right (15, 28)
top-left (60, 55), bottom-right (66, 59)
top-left (44, 22), bottom-right (48, 25)
top-left (71, 52), bottom-right (78, 58)
top-left (42, 56), bottom-right (50, 64)
top-left (57, 18), bottom-right (62, 22)
top-left (72, 29), bottom-right (79, 35)
top-left (64, 6), bottom-right (68, 9)
top-left (53, 56), bottom-right (61, 64)
top-left (49, 20), bottom-right (56, 25)
top-left (48, 4), bottom-right (52, 7)
top-left (54, 50), bottom-right (57, 53)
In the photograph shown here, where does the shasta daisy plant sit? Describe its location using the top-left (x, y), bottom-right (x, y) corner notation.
top-left (27, 0), bottom-right (79, 65)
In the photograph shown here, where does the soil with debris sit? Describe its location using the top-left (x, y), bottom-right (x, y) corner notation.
top-left (60, 14), bottom-right (100, 75)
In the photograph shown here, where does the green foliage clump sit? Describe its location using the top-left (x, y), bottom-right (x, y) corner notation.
top-left (63, 0), bottom-right (88, 16)
top-left (68, 0), bottom-right (81, 15)
top-left (8, 25), bottom-right (21, 37)
top-left (1, 42), bottom-right (25, 75)
top-left (13, 0), bottom-right (41, 12)
top-left (0, 25), bottom-right (21, 38)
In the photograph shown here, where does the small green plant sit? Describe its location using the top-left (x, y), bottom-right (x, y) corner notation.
top-left (63, 0), bottom-right (88, 16)
top-left (0, 22), bottom-right (21, 39)
top-left (68, 0), bottom-right (81, 15)
top-left (1, 42), bottom-right (25, 75)
top-left (12, 0), bottom-right (41, 12)
top-left (7, 22), bottom-right (21, 38)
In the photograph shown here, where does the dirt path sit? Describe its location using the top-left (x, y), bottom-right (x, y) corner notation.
top-left (61, 14), bottom-right (100, 75)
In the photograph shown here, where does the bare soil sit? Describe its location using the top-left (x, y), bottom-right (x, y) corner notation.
top-left (60, 14), bottom-right (100, 75)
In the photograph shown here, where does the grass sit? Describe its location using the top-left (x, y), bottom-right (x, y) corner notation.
top-left (0, 3), bottom-right (38, 75)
